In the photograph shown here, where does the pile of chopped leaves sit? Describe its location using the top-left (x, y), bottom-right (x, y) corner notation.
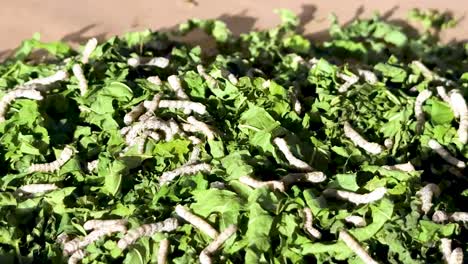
top-left (0, 9), bottom-right (467, 264)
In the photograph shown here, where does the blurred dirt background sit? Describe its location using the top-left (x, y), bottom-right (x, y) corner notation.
top-left (0, 0), bottom-right (466, 59)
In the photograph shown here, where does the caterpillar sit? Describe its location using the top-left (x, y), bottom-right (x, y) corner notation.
top-left (382, 162), bottom-right (415, 172)
top-left (416, 183), bottom-right (441, 214)
top-left (81, 38), bottom-right (98, 64)
top-left (199, 224), bottom-right (237, 264)
top-left (414, 89), bottom-right (432, 133)
top-left (117, 218), bottom-right (178, 250)
top-left (72, 64), bottom-right (88, 96)
top-left (238, 176), bottom-right (285, 192)
top-left (449, 89), bottom-right (467, 144)
top-left (428, 139), bottom-right (465, 169)
top-left (158, 239), bottom-right (170, 264)
top-left (159, 163), bottom-right (211, 185)
top-left (144, 99), bottom-right (207, 115)
top-left (323, 187), bottom-right (387, 205)
top-left (167, 75), bottom-right (189, 100)
top-left (273, 137), bottom-right (314, 171)
top-left (343, 121), bottom-right (383, 155)
top-left (0, 89), bottom-right (43, 122)
top-left (345, 215), bottom-right (367, 227)
top-left (303, 208), bottom-right (322, 239)
top-left (175, 205), bottom-right (218, 239)
top-left (28, 146), bottom-right (74, 174)
top-left (281, 171), bottom-right (327, 185)
top-left (83, 219), bottom-right (128, 231)
top-left (339, 230), bottom-right (378, 264)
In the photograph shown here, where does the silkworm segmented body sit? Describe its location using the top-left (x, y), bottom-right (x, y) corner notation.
top-left (0, 89), bottom-right (43, 122)
top-left (72, 64), bottom-right (88, 96)
top-left (345, 216), bottom-right (367, 227)
top-left (128, 57), bottom-right (169, 68)
top-left (449, 90), bottom-right (467, 144)
top-left (81, 38), bottom-right (98, 64)
top-left (303, 208), bottom-right (322, 239)
top-left (436, 86), bottom-right (451, 105)
top-left (238, 176), bottom-right (285, 192)
top-left (273, 137), bottom-right (314, 171)
top-left (449, 248), bottom-right (463, 264)
top-left (117, 218), bottom-right (178, 250)
top-left (24, 70), bottom-right (68, 87)
top-left (414, 90), bottom-right (432, 133)
top-left (183, 116), bottom-right (216, 140)
top-left (175, 205), bottom-right (218, 238)
top-left (147, 76), bottom-right (162, 86)
top-left (417, 183), bottom-right (441, 214)
top-left (159, 163), bottom-right (211, 185)
top-left (63, 225), bottom-right (127, 256)
top-left (199, 224), bottom-right (237, 264)
top-left (83, 219), bottom-right (128, 231)
top-left (158, 239), bottom-right (170, 264)
top-left (428, 139), bottom-right (465, 169)
top-left (343, 121), bottom-right (383, 155)
top-left (67, 249), bottom-right (87, 264)
top-left (197, 65), bottom-right (216, 87)
top-left (357, 69), bottom-right (378, 84)
top-left (124, 102), bottom-right (146, 125)
top-left (167, 75), bottom-right (189, 100)
top-left (28, 146), bottom-right (74, 173)
top-left (339, 230), bottom-right (378, 264)
top-left (337, 72), bottom-right (359, 93)
top-left (17, 184), bottom-right (58, 194)
top-left (323, 187), bottom-right (387, 205)
top-left (144, 100), bottom-right (207, 115)
top-left (281, 171), bottom-right (327, 185)
top-left (382, 162), bottom-right (415, 172)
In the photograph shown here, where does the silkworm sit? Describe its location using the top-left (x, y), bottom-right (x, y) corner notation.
top-left (345, 216), bottom-right (367, 227)
top-left (383, 139), bottom-right (393, 149)
top-left (159, 163), bottom-right (211, 185)
top-left (449, 89), bottom-right (467, 144)
top-left (175, 205), bottom-right (219, 239)
top-left (323, 187), bottom-right (387, 205)
top-left (436, 86), bottom-right (452, 106)
top-left (186, 145), bottom-right (201, 165)
top-left (188, 136), bottom-right (202, 145)
top-left (273, 137), bottom-right (314, 171)
top-left (63, 225), bottom-right (127, 255)
top-left (117, 218), bottom-right (179, 250)
top-left (83, 219), bottom-right (128, 231)
top-left (56, 233), bottom-right (70, 245)
top-left (381, 162), bottom-right (415, 172)
top-left (128, 57), bottom-right (169, 68)
top-left (449, 212), bottom-right (468, 223)
top-left (303, 208), bottom-right (322, 239)
top-left (72, 64), bottom-right (88, 96)
top-left (124, 102), bottom-right (146, 125)
top-left (432, 210), bottom-right (449, 223)
top-left (357, 69), bottom-right (378, 84)
top-left (0, 89), bottom-right (43, 122)
top-left (183, 116), bottom-right (216, 140)
top-left (210, 181), bottom-right (226, 190)
top-left (281, 171), bottom-right (327, 185)
top-left (339, 230), bottom-right (378, 264)
top-left (24, 70), bottom-right (68, 87)
top-left (167, 75), bottom-right (189, 100)
top-left (417, 183), bottom-right (441, 214)
top-left (86, 159), bottom-right (99, 172)
top-left (144, 100), bottom-right (206, 115)
top-left (197, 65), bottom-right (216, 87)
top-left (126, 117), bottom-right (174, 143)
top-left (238, 176), bottom-right (285, 192)
top-left (199, 224), bottom-right (237, 264)
top-left (221, 69), bottom-right (238, 85)
top-left (441, 238), bottom-right (452, 264)
top-left (81, 38), bottom-right (98, 64)
top-left (68, 249), bottom-right (87, 264)
top-left (343, 121), bottom-right (383, 155)
top-left (147, 76), bottom-right (162, 86)
top-left (17, 183), bottom-right (58, 194)
top-left (412, 60), bottom-right (454, 86)
top-left (414, 90), bottom-right (432, 133)
top-left (449, 248), bottom-right (463, 264)
top-left (337, 72), bottom-right (359, 93)
top-left (428, 139), bottom-right (465, 168)
top-left (139, 94), bottom-right (161, 121)
top-left (28, 146), bottom-right (74, 174)
top-left (158, 239), bottom-right (170, 264)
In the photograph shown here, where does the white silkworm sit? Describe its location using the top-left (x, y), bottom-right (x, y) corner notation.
top-left (117, 218), bottom-right (178, 250)
top-left (158, 239), bottom-right (170, 264)
top-left (432, 210), bottom-right (449, 223)
top-left (273, 137), bottom-right (314, 171)
top-left (126, 117), bottom-right (174, 143)
top-left (289, 85), bottom-right (302, 114)
top-left (0, 89), bottom-right (43, 122)
top-left (449, 90), bottom-right (467, 144)
top-left (238, 176), bottom-right (285, 192)
top-left (337, 72), bottom-right (359, 93)
top-left (199, 224), bottom-right (237, 264)
top-left (417, 183), bottom-right (441, 214)
top-left (81, 38), bottom-right (98, 64)
top-left (414, 90), bottom-right (432, 133)
top-left (17, 183), bottom-right (58, 194)
top-left (56, 233), bottom-right (70, 245)
top-left (345, 216), bottom-right (367, 227)
top-left (281, 171), bottom-right (327, 185)
top-left (441, 238), bottom-right (452, 264)
top-left (139, 94), bottom-right (161, 121)
top-left (86, 159), bottom-right (99, 172)
top-left (24, 70), bottom-right (68, 86)
top-left (124, 102), bottom-right (146, 125)
top-left (449, 248), bottom-right (463, 264)
top-left (72, 64), bottom-right (88, 96)
top-left (175, 205), bottom-right (219, 239)
top-left (28, 146), bottom-right (74, 173)
top-left (188, 136), bottom-right (202, 145)
top-left (303, 208), bottom-right (322, 239)
top-left (323, 187), bottom-right (387, 205)
top-left (63, 225), bottom-right (126, 256)
top-left (428, 139), bottom-right (465, 169)
top-left (183, 116), bottom-right (216, 140)
top-left (343, 121), bottom-right (383, 155)
top-left (83, 219), bottom-right (128, 231)
top-left (221, 69), bottom-right (238, 85)
top-left (436, 86), bottom-right (452, 105)
top-left (449, 212), bottom-right (468, 223)
top-left (210, 181), bottom-right (226, 189)
top-left (357, 69), bottom-right (378, 84)
top-left (187, 145), bottom-right (201, 165)
top-left (383, 139), bottom-right (393, 149)
top-left (381, 162), bottom-right (416, 172)
top-left (128, 57), bottom-right (169, 68)
top-left (68, 249), bottom-right (86, 264)
top-left (147, 76), bottom-right (162, 86)
top-left (167, 75), bottom-right (189, 100)
top-left (144, 100), bottom-right (206, 115)
top-left (197, 65), bottom-right (216, 87)
top-left (412, 60), bottom-right (454, 85)
top-left (159, 163), bottom-right (211, 185)
top-left (339, 230), bottom-right (378, 264)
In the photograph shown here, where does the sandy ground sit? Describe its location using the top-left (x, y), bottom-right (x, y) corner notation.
top-left (0, 0), bottom-right (466, 58)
